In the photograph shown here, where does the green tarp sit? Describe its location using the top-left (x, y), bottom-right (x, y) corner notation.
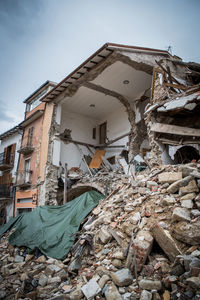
top-left (5, 191), bottom-right (104, 260)
top-left (0, 215), bottom-right (22, 239)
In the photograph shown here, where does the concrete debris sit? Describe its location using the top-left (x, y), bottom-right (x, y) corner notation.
top-left (81, 278), bottom-right (101, 299)
top-left (179, 179), bottom-right (199, 195)
top-left (104, 282), bottom-right (122, 300)
top-left (172, 207), bottom-right (191, 222)
top-left (0, 163), bottom-right (200, 299)
top-left (158, 172), bottom-right (182, 184)
top-left (140, 290), bottom-right (152, 300)
top-left (111, 268), bottom-right (133, 286)
top-left (152, 224), bottom-right (182, 261)
top-left (139, 279), bottom-right (162, 291)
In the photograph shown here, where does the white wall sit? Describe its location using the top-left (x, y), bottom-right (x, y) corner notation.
top-left (58, 110), bottom-right (99, 171)
top-left (0, 132), bottom-right (22, 221)
top-left (53, 105), bottom-right (131, 172)
top-left (0, 132), bottom-right (22, 180)
top-left (98, 106), bottom-right (130, 159)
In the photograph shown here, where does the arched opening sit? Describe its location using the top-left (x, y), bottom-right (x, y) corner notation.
top-left (57, 183), bottom-right (105, 205)
top-left (67, 185), bottom-right (105, 202)
top-left (174, 146), bottom-right (200, 164)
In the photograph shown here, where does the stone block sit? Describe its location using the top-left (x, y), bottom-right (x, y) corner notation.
top-left (158, 172), bottom-right (182, 184)
top-left (81, 278), bottom-right (101, 299)
top-left (152, 224), bottom-right (182, 261)
top-left (99, 227), bottom-right (112, 244)
top-left (98, 274), bottom-right (110, 288)
top-left (111, 268), bottom-right (133, 287)
top-left (179, 180), bottom-right (199, 196)
top-left (186, 277), bottom-right (200, 290)
top-left (172, 207), bottom-right (191, 222)
top-left (14, 255), bottom-right (24, 263)
top-left (105, 283), bottom-right (122, 300)
top-left (147, 181), bottom-right (158, 188)
top-left (167, 175), bottom-right (193, 194)
top-left (139, 279), bottom-right (162, 291)
top-left (140, 290), bottom-right (152, 300)
top-left (180, 193), bottom-right (196, 201)
top-left (45, 264), bottom-right (61, 276)
top-left (70, 289), bottom-right (83, 300)
top-left (39, 274), bottom-right (48, 287)
top-left (181, 199), bottom-right (193, 209)
top-left (173, 220), bottom-right (200, 245)
top-left (48, 276), bottom-right (61, 284)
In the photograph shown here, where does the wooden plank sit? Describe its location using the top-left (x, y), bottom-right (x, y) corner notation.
top-left (89, 150), bottom-right (106, 169)
top-left (151, 123), bottom-right (200, 137)
top-left (157, 137), bottom-right (200, 146)
top-left (164, 82), bottom-right (187, 91)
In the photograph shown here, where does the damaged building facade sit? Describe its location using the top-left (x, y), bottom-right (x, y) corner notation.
top-left (0, 43), bottom-right (199, 212)
top-left (38, 43), bottom-right (200, 205)
top-left (0, 125), bottom-right (22, 223)
top-left (14, 81), bottom-right (57, 215)
top-left (146, 59), bottom-right (200, 166)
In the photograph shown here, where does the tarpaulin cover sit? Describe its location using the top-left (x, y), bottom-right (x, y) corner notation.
top-left (8, 191), bottom-right (104, 260)
top-left (0, 215), bottom-right (22, 239)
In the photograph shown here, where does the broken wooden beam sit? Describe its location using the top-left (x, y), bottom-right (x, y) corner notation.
top-left (98, 131), bottom-right (130, 147)
top-left (164, 82), bottom-right (187, 91)
top-left (151, 122), bottom-right (200, 137)
top-left (156, 137), bottom-right (200, 145)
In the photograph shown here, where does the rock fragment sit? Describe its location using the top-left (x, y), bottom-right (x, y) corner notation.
top-left (152, 224), bottom-right (182, 261)
top-left (111, 268), bottom-right (133, 287)
top-left (81, 278), bottom-right (101, 299)
top-left (139, 279), bottom-right (162, 291)
top-left (140, 290), bottom-right (152, 300)
top-left (172, 207), bottom-right (191, 222)
top-left (105, 282), bottom-right (122, 300)
top-left (158, 172), bottom-right (182, 183)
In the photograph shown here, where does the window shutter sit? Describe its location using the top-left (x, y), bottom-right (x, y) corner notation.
top-left (28, 127), bottom-right (34, 145)
top-left (3, 147), bottom-right (8, 164)
top-left (10, 143), bottom-right (16, 165)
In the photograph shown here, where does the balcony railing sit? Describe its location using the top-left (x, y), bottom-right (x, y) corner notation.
top-left (0, 184), bottom-right (13, 198)
top-left (0, 152), bottom-right (14, 171)
top-left (18, 136), bottom-right (35, 155)
top-left (15, 170), bottom-right (33, 188)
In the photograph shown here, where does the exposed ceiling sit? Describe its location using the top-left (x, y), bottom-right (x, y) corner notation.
top-left (92, 61), bottom-right (152, 100)
top-left (61, 86), bottom-right (124, 120)
top-left (61, 60), bottom-right (152, 120)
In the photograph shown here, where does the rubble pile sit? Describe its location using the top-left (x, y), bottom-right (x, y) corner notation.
top-left (1, 163), bottom-right (200, 300)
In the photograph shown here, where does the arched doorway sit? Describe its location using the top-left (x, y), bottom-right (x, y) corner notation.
top-left (174, 146), bottom-right (200, 164)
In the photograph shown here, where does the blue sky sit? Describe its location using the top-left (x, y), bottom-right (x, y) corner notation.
top-left (0, 0), bottom-right (199, 133)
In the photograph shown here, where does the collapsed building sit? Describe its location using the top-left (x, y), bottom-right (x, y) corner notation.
top-left (0, 43), bottom-right (200, 299)
top-left (37, 43), bottom-right (200, 206)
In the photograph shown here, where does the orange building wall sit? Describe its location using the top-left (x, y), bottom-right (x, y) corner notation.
top-left (26, 102), bottom-right (45, 119)
top-left (15, 109), bottom-right (45, 215)
top-left (40, 102), bottom-right (54, 181)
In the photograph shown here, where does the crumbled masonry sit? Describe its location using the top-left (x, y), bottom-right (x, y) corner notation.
top-left (0, 162), bottom-right (200, 299)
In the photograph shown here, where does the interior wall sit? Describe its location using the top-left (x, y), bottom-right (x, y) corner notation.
top-left (98, 105), bottom-right (130, 159)
top-left (55, 105), bottom-right (130, 172)
top-left (59, 110), bottom-right (99, 171)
